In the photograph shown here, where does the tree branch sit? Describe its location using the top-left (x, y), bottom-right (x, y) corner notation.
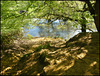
top-left (48, 13), bottom-right (79, 21)
top-left (75, 8), bottom-right (88, 12)
top-left (83, 0), bottom-right (95, 19)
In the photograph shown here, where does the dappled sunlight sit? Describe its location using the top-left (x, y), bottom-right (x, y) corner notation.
top-left (16, 70), bottom-right (22, 75)
top-left (55, 59), bottom-right (75, 70)
top-left (84, 61), bottom-right (99, 75)
top-left (77, 53), bottom-right (87, 59)
top-left (39, 49), bottom-right (50, 54)
top-left (71, 47), bottom-right (80, 51)
top-left (44, 59), bottom-right (75, 75)
top-left (90, 61), bottom-right (97, 67)
top-left (1, 32), bottom-right (99, 75)
top-left (0, 67), bottom-right (12, 75)
top-left (1, 0), bottom-right (99, 75)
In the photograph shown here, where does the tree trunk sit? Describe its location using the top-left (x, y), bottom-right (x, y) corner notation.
top-left (81, 24), bottom-right (86, 32)
top-left (81, 16), bottom-right (86, 32)
top-left (94, 0), bottom-right (100, 33)
top-left (84, 0), bottom-right (99, 32)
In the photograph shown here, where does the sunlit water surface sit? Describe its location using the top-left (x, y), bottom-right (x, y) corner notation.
top-left (23, 19), bottom-right (97, 40)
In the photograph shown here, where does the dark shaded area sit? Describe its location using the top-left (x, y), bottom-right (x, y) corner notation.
top-left (19, 10), bottom-right (27, 14)
top-left (62, 32), bottom-right (99, 75)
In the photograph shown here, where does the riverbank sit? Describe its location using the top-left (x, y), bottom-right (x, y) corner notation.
top-left (0, 32), bottom-right (99, 75)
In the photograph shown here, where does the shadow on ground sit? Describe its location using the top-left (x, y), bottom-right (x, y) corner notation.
top-left (0, 32), bottom-right (99, 75)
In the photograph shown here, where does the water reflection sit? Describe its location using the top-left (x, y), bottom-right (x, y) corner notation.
top-left (23, 19), bottom-right (97, 40)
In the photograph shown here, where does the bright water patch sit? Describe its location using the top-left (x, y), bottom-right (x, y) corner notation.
top-left (23, 19), bottom-right (97, 40)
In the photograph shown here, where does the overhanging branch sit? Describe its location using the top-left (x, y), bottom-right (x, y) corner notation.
top-left (48, 13), bottom-right (79, 21)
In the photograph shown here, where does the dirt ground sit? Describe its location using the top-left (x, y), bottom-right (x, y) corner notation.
top-left (0, 32), bottom-right (99, 75)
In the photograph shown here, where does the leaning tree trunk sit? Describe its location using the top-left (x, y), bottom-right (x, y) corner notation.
top-left (94, 0), bottom-right (99, 33)
top-left (84, 0), bottom-right (99, 33)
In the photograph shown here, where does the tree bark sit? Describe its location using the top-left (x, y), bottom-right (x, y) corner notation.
top-left (83, 0), bottom-right (99, 32)
top-left (94, 0), bottom-right (100, 33)
top-left (81, 16), bottom-right (86, 32)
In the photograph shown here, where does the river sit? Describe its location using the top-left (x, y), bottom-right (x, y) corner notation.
top-left (23, 18), bottom-right (97, 40)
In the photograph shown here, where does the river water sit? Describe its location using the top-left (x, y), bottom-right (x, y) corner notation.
top-left (23, 19), bottom-right (97, 40)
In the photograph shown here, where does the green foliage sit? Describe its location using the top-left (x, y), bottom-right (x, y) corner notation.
top-left (1, 1), bottom-right (96, 48)
top-left (29, 1), bottom-right (95, 32)
top-left (1, 28), bottom-right (23, 50)
top-left (27, 34), bottom-right (33, 39)
top-left (1, 1), bottom-right (31, 47)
